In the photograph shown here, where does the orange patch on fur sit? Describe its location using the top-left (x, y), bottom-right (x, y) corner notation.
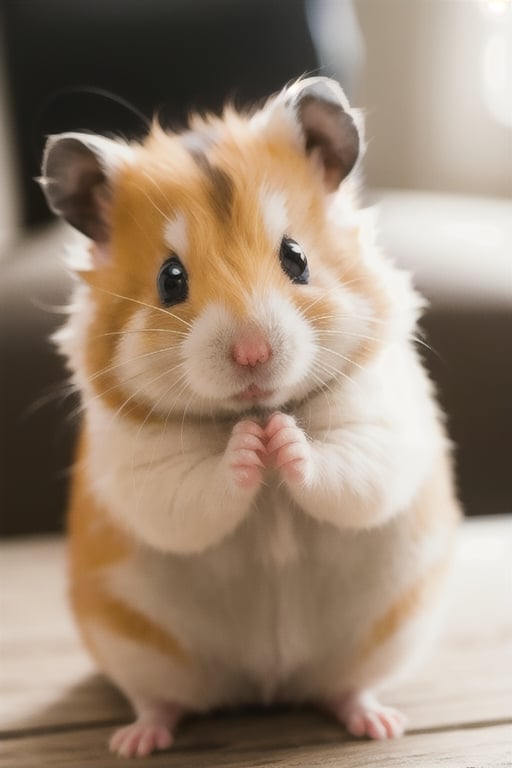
top-left (409, 452), bottom-right (462, 539)
top-left (72, 584), bottom-right (190, 666)
top-left (355, 557), bottom-right (449, 665)
top-left (68, 429), bottom-right (132, 574)
top-left (356, 452), bottom-right (461, 664)
top-left (68, 430), bottom-right (189, 665)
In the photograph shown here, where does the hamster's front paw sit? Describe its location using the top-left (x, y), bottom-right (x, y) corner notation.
top-left (227, 420), bottom-right (266, 491)
top-left (265, 412), bottom-right (313, 485)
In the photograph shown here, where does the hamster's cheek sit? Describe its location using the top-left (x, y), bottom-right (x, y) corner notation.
top-left (110, 306), bottom-right (189, 412)
top-left (180, 294), bottom-right (318, 411)
top-left (304, 286), bottom-right (382, 384)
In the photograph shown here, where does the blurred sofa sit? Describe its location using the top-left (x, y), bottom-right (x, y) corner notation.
top-left (1, 0), bottom-right (510, 535)
top-left (374, 190), bottom-right (512, 518)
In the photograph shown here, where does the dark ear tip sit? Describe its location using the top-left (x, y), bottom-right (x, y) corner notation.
top-left (42, 134), bottom-right (82, 182)
top-left (283, 77), bottom-right (363, 189)
top-left (38, 132), bottom-right (127, 240)
top-left (41, 131), bottom-right (132, 176)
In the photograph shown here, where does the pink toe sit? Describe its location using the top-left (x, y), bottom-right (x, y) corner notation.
top-left (389, 711), bottom-right (407, 737)
top-left (109, 706), bottom-right (181, 757)
top-left (126, 728), bottom-right (146, 757)
top-left (347, 712), bottom-right (366, 737)
top-left (156, 726), bottom-right (173, 750)
top-left (329, 692), bottom-right (407, 742)
top-left (118, 733), bottom-right (136, 757)
top-left (379, 713), bottom-right (396, 738)
top-left (137, 730), bottom-right (156, 757)
top-left (365, 713), bottom-right (387, 740)
top-left (109, 727), bottom-right (126, 753)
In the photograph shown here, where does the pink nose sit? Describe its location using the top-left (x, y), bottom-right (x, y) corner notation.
top-left (231, 333), bottom-right (272, 368)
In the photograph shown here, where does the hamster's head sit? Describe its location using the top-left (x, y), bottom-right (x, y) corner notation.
top-left (41, 77), bottom-right (406, 423)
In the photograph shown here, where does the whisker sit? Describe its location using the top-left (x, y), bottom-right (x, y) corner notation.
top-left (130, 179), bottom-right (170, 220)
top-left (125, 208), bottom-right (157, 249)
top-left (130, 372), bottom-right (189, 503)
top-left (23, 381), bottom-right (78, 420)
top-left (180, 390), bottom-right (198, 454)
top-left (139, 172), bottom-right (176, 207)
top-left (308, 366), bottom-right (331, 393)
top-left (97, 327), bottom-right (188, 339)
top-left (86, 343), bottom-right (184, 384)
top-left (162, 373), bottom-right (192, 429)
top-left (315, 324), bottom-right (439, 358)
top-left (150, 374), bottom-right (195, 477)
top-left (310, 313), bottom-right (385, 325)
top-left (316, 329), bottom-right (381, 343)
top-left (66, 399), bottom-right (88, 424)
top-left (312, 357), bottom-right (360, 391)
top-left (30, 297), bottom-right (72, 315)
top-left (102, 362), bottom-right (187, 438)
top-left (302, 278), bottom-right (371, 313)
top-left (87, 360), bottom-right (187, 412)
top-left (66, 362), bottom-right (186, 426)
top-left (93, 285), bottom-right (193, 329)
top-left (316, 345), bottom-right (365, 371)
top-left (308, 367), bottom-right (335, 432)
top-left (409, 334), bottom-right (441, 358)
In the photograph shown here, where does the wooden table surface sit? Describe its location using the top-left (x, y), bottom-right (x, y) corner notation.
top-left (1, 517), bottom-right (511, 767)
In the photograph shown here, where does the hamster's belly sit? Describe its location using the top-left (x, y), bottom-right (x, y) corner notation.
top-left (100, 486), bottom-right (434, 706)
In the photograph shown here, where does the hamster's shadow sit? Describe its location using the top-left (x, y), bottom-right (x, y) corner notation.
top-left (7, 673), bottom-right (352, 761)
top-left (4, 673), bottom-right (130, 736)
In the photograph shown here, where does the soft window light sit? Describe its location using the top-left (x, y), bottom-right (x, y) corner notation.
top-left (478, 0), bottom-right (512, 127)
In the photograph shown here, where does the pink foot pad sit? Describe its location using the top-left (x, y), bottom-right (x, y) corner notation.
top-left (326, 690), bottom-right (407, 740)
top-left (110, 721), bottom-right (173, 758)
top-left (109, 703), bottom-right (184, 758)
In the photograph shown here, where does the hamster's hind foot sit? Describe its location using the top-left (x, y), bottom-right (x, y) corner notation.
top-left (110, 721), bottom-right (172, 758)
top-left (325, 690), bottom-right (407, 740)
top-left (109, 702), bottom-right (185, 758)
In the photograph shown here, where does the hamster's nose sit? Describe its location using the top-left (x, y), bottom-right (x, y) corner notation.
top-left (231, 332), bottom-right (272, 368)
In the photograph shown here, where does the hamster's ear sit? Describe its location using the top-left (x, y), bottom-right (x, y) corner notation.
top-left (257, 77), bottom-right (364, 192)
top-left (40, 133), bottom-right (132, 242)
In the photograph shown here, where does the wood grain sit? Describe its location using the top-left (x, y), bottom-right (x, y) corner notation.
top-left (1, 720), bottom-right (511, 768)
top-left (1, 518), bottom-right (511, 766)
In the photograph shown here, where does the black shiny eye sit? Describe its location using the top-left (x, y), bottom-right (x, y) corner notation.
top-left (279, 236), bottom-right (309, 285)
top-left (157, 256), bottom-right (188, 306)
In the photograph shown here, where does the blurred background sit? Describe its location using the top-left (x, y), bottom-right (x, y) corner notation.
top-left (0, 0), bottom-right (510, 536)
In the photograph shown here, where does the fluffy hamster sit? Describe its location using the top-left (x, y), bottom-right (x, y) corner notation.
top-left (41, 77), bottom-right (460, 758)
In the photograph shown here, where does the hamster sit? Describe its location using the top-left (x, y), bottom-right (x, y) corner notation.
top-left (40, 77), bottom-right (461, 758)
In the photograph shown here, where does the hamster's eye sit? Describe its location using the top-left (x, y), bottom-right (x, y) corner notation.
top-left (157, 256), bottom-right (188, 306)
top-left (279, 236), bottom-right (309, 285)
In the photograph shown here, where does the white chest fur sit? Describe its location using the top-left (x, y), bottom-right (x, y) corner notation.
top-left (81, 343), bottom-right (446, 704)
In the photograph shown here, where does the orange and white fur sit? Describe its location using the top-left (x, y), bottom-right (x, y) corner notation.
top-left (41, 78), bottom-right (460, 758)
